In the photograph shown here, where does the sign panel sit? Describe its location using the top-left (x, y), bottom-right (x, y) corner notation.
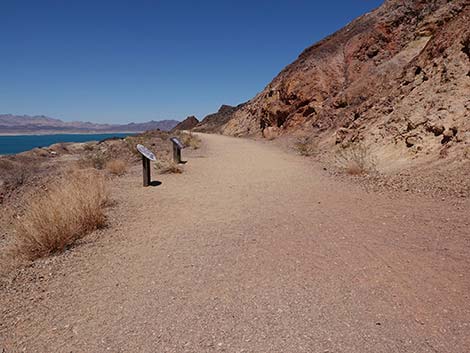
top-left (136, 144), bottom-right (156, 161)
top-left (170, 137), bottom-right (184, 149)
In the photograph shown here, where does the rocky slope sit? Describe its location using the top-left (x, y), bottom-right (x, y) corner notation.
top-left (172, 115), bottom-right (199, 131)
top-left (0, 114), bottom-right (179, 134)
top-left (200, 0), bottom-right (470, 173)
top-left (194, 104), bottom-right (245, 133)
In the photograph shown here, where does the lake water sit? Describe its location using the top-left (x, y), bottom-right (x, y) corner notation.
top-left (0, 133), bottom-right (133, 155)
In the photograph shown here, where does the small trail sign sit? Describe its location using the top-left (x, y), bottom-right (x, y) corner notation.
top-left (137, 144), bottom-right (156, 161)
top-left (170, 137), bottom-right (184, 164)
top-left (136, 144), bottom-right (156, 187)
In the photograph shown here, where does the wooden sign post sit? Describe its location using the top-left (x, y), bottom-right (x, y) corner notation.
top-left (136, 144), bottom-right (156, 187)
top-left (170, 137), bottom-right (185, 164)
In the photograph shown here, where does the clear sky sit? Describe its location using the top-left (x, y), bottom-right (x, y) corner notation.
top-left (0, 1), bottom-right (384, 124)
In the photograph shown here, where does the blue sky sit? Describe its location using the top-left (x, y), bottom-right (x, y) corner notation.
top-left (0, 1), bottom-right (383, 124)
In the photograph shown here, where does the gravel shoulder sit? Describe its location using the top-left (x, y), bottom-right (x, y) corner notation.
top-left (1, 133), bottom-right (469, 352)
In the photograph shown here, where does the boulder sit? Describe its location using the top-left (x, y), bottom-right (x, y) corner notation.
top-left (441, 129), bottom-right (454, 144)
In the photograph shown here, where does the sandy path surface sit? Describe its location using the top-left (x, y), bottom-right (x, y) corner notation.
top-left (1, 133), bottom-right (470, 352)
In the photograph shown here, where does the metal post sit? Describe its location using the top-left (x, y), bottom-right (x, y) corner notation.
top-left (172, 143), bottom-right (182, 164)
top-left (177, 147), bottom-right (181, 164)
top-left (172, 143), bottom-right (179, 163)
top-left (142, 155), bottom-right (151, 187)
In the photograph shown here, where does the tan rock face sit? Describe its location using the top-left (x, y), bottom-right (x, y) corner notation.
top-left (212, 0), bottom-right (470, 164)
top-left (172, 116), bottom-right (199, 131)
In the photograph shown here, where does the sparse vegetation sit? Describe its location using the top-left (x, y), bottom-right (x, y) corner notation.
top-left (105, 159), bottom-right (128, 176)
top-left (294, 136), bottom-right (317, 156)
top-left (83, 142), bottom-right (95, 151)
top-left (154, 158), bottom-right (183, 174)
top-left (11, 169), bottom-right (108, 260)
top-left (125, 135), bottom-right (149, 156)
top-left (89, 151), bottom-right (107, 169)
top-left (0, 159), bottom-right (38, 190)
top-left (77, 151), bottom-right (107, 170)
top-left (335, 143), bottom-right (376, 175)
top-left (178, 132), bottom-right (201, 149)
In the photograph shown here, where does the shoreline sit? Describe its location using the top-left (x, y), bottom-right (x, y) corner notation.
top-left (0, 132), bottom-right (139, 156)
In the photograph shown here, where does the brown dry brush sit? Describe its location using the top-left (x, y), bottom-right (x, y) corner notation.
top-left (10, 169), bottom-right (109, 261)
top-left (154, 158), bottom-right (183, 174)
top-left (105, 159), bottom-right (128, 176)
top-left (0, 158), bottom-right (40, 190)
top-left (335, 143), bottom-right (377, 175)
top-left (294, 136), bottom-right (318, 156)
top-left (177, 132), bottom-right (201, 149)
top-left (76, 150), bottom-right (107, 170)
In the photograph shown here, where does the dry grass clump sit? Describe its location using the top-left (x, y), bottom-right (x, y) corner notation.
top-left (105, 159), bottom-right (128, 176)
top-left (294, 136), bottom-right (317, 156)
top-left (76, 151), bottom-right (107, 170)
top-left (154, 158), bottom-right (183, 174)
top-left (335, 143), bottom-right (376, 175)
top-left (0, 159), bottom-right (38, 190)
top-left (83, 142), bottom-right (95, 151)
top-left (11, 169), bottom-right (108, 260)
top-left (178, 132), bottom-right (201, 149)
top-left (88, 151), bottom-right (106, 169)
top-left (125, 135), bottom-right (149, 157)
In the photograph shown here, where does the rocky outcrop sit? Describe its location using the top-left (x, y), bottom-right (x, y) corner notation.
top-left (194, 104), bottom-right (245, 133)
top-left (216, 0), bottom-right (469, 163)
top-left (172, 116), bottom-right (200, 131)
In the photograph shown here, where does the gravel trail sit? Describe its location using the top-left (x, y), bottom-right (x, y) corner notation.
top-left (1, 133), bottom-right (469, 352)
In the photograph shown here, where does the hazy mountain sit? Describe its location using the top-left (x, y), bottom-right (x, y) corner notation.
top-left (0, 114), bottom-right (179, 134)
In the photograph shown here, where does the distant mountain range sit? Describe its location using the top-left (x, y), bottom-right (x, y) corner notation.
top-left (0, 114), bottom-right (179, 134)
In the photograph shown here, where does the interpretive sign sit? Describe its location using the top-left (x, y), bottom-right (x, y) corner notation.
top-left (170, 137), bottom-right (184, 164)
top-left (136, 144), bottom-right (155, 187)
top-left (170, 137), bottom-right (184, 149)
top-left (137, 144), bottom-right (156, 161)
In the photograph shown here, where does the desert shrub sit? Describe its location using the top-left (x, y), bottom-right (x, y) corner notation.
top-left (335, 143), bottom-right (376, 175)
top-left (178, 132), bottom-right (201, 149)
top-left (77, 151), bottom-right (107, 170)
top-left (294, 136), bottom-right (317, 156)
top-left (105, 159), bottom-right (128, 176)
top-left (125, 136), bottom-right (145, 156)
top-left (90, 151), bottom-right (106, 169)
top-left (11, 169), bottom-right (108, 260)
top-left (154, 158), bottom-right (183, 174)
top-left (83, 143), bottom-right (95, 151)
top-left (0, 159), bottom-right (16, 173)
top-left (0, 160), bottom-right (37, 189)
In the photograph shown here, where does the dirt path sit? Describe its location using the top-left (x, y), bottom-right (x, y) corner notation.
top-left (1, 133), bottom-right (470, 352)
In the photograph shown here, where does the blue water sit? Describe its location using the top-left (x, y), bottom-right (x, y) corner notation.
top-left (0, 133), bottom-right (133, 155)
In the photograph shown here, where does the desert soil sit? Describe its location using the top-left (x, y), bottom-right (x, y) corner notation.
top-left (1, 133), bottom-right (469, 353)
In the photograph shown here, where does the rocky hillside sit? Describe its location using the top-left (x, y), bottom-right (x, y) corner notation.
top-left (0, 114), bottom-right (179, 134)
top-left (200, 0), bottom-right (470, 170)
top-left (172, 116), bottom-right (199, 131)
top-left (194, 104), bottom-right (245, 133)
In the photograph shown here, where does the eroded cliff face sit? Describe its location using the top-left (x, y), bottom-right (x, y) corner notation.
top-left (216, 0), bottom-right (469, 164)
